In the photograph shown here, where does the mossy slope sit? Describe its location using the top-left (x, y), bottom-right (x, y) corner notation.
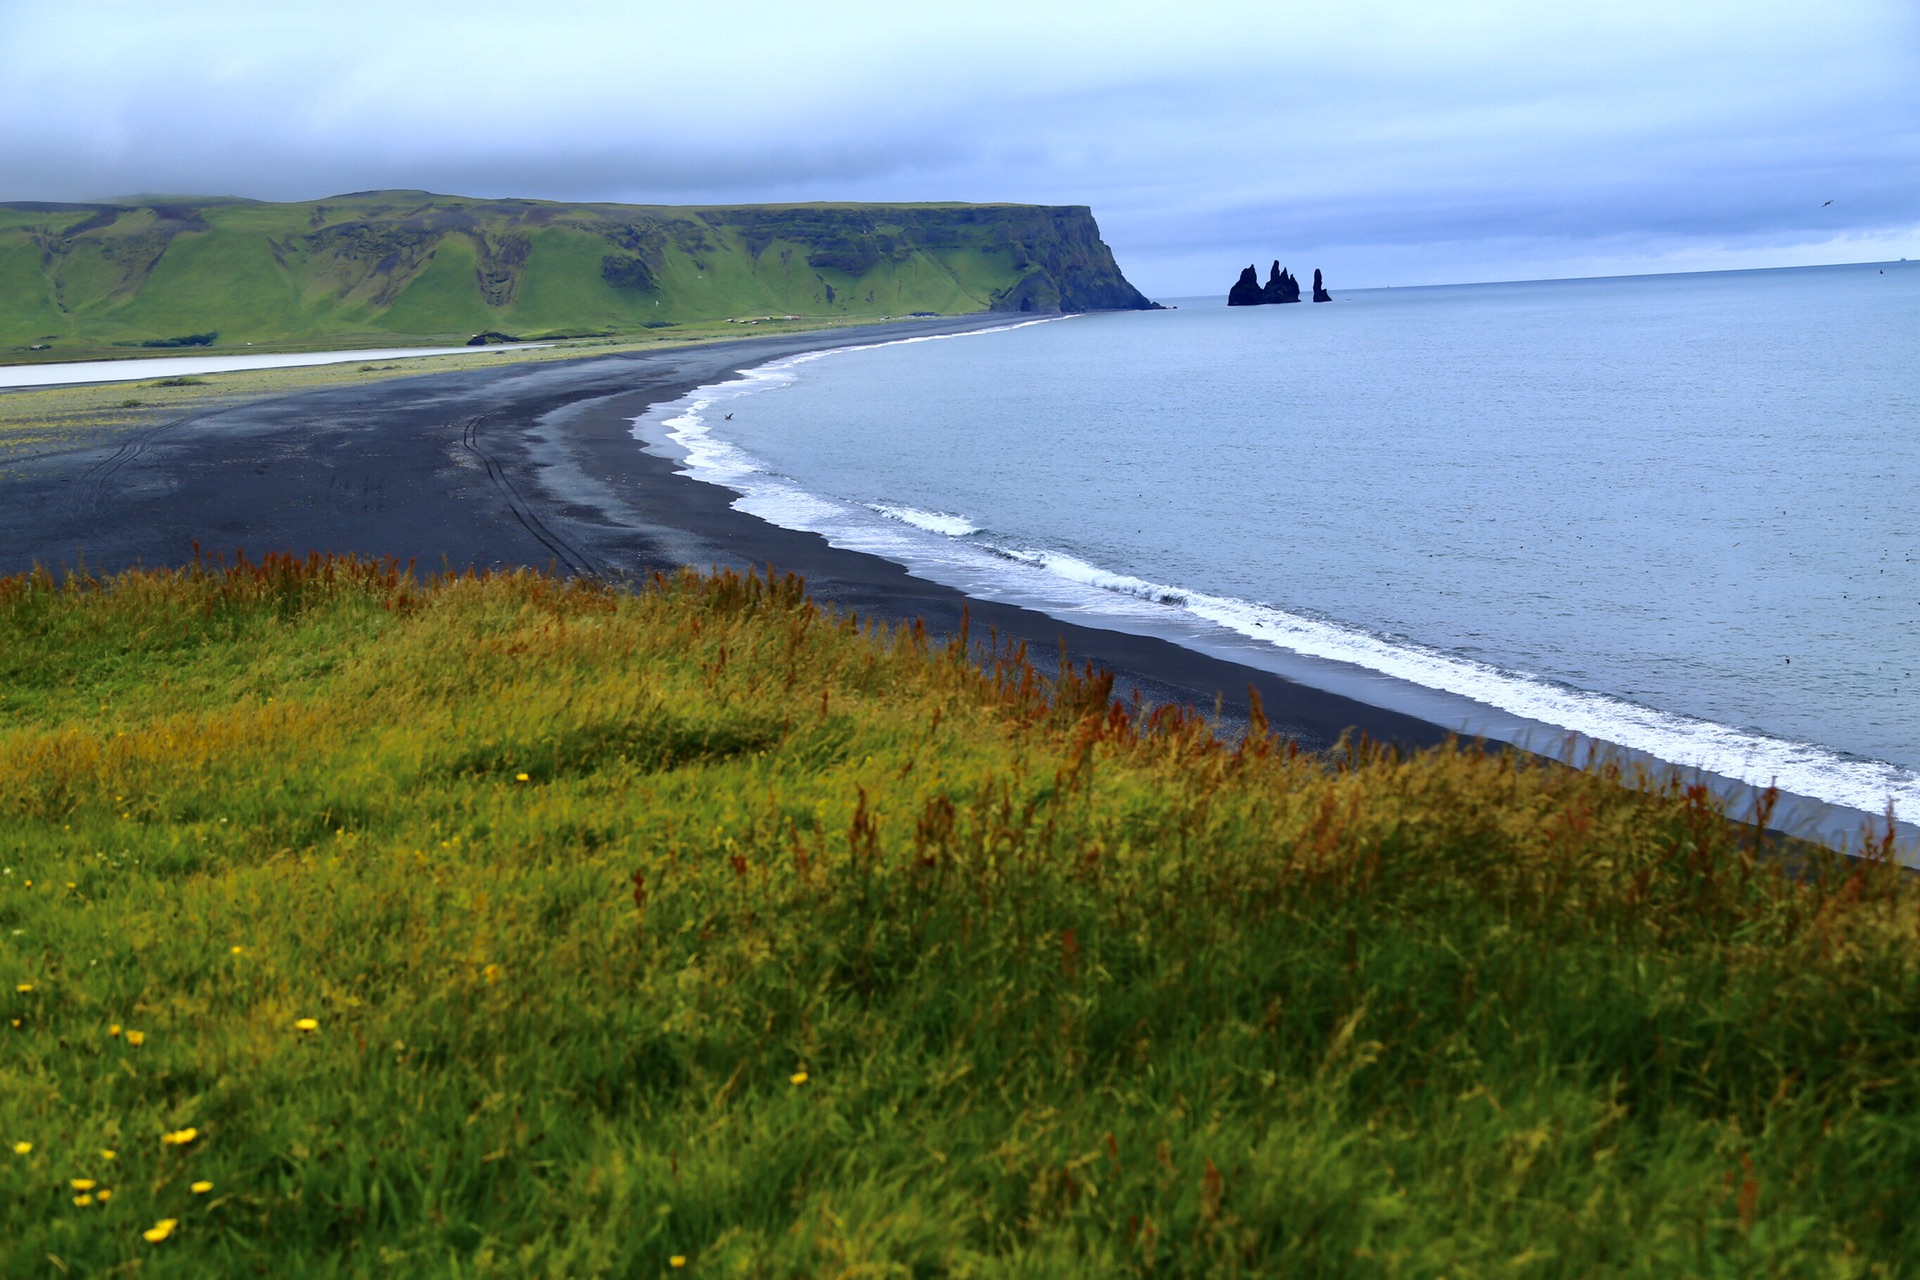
top-left (0, 193), bottom-right (1155, 357)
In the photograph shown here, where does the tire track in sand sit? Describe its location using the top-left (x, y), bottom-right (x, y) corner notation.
top-left (71, 414), bottom-right (189, 518)
top-left (460, 414), bottom-right (602, 579)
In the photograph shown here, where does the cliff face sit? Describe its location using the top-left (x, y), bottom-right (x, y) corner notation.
top-left (705, 203), bottom-right (1156, 315)
top-left (0, 193), bottom-right (1156, 355)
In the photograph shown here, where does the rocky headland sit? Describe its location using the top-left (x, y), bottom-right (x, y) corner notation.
top-left (0, 194), bottom-right (1159, 356)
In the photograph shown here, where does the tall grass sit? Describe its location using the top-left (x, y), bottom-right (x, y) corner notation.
top-left (1, 557), bottom-right (1915, 1276)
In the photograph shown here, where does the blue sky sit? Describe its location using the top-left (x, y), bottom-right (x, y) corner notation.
top-left (1, 0), bottom-right (1914, 293)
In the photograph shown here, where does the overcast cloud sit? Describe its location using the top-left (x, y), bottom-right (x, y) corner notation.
top-left (1, 0), bottom-right (1914, 292)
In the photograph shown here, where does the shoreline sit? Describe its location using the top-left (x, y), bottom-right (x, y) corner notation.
top-left (0, 315), bottom-right (1450, 761)
top-left (613, 323), bottom-right (1916, 856)
top-left (0, 314), bottom-right (1905, 852)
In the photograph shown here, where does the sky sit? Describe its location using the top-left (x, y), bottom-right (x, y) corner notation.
top-left (1, 0), bottom-right (1915, 294)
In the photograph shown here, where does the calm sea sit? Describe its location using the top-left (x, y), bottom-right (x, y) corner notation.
top-left (633, 263), bottom-right (1919, 831)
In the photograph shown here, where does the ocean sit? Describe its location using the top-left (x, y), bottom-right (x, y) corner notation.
top-left (632, 262), bottom-right (1919, 836)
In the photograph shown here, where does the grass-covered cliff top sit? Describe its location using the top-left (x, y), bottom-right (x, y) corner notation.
top-left (0, 193), bottom-right (1155, 360)
top-left (1, 558), bottom-right (1914, 1276)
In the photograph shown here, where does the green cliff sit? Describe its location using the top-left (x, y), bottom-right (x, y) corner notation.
top-left (0, 192), bottom-right (1156, 358)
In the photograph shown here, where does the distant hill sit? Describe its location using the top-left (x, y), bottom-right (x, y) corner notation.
top-left (0, 192), bottom-right (1156, 358)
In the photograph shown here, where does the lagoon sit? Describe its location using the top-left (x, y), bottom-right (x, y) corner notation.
top-left (0, 344), bottom-right (543, 389)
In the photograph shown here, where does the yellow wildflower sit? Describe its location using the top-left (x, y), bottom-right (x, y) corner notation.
top-left (71, 1178), bottom-right (96, 1191)
top-left (790, 1071), bottom-right (809, 1086)
top-left (74, 1193), bottom-right (93, 1207)
top-left (142, 1218), bottom-right (177, 1243)
top-left (482, 964), bottom-right (502, 983)
top-left (294, 1017), bottom-right (319, 1032)
top-left (516, 772), bottom-right (530, 782)
top-left (96, 1188), bottom-right (112, 1202)
top-left (109, 1025), bottom-right (121, 1037)
top-left (11, 1141), bottom-right (29, 1155)
top-left (15, 982), bottom-right (31, 993)
top-left (230, 946), bottom-right (244, 955)
top-left (125, 1030), bottom-right (146, 1046)
top-left (161, 1127), bottom-right (198, 1146)
top-left (190, 1180), bottom-right (213, 1194)
top-left (100, 1149), bottom-right (117, 1161)
top-left (670, 1257), bottom-right (687, 1269)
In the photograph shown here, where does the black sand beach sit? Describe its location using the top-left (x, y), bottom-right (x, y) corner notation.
top-left (0, 319), bottom-right (1450, 756)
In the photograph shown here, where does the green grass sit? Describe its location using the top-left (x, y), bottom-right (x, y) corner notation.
top-left (1, 557), bottom-right (1915, 1276)
top-left (0, 194), bottom-right (1153, 360)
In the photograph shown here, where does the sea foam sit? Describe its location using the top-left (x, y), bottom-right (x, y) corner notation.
top-left (634, 319), bottom-right (1919, 836)
top-left (870, 504), bottom-right (980, 537)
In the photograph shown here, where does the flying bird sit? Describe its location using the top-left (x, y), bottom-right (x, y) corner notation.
top-left (1823, 199), bottom-right (1834, 206)
top-left (725, 413), bottom-right (733, 420)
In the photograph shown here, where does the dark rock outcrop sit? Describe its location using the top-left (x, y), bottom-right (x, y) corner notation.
top-left (599, 252), bottom-right (657, 292)
top-left (1227, 264), bottom-right (1265, 307)
top-left (1227, 259), bottom-right (1310, 306)
top-left (1312, 268), bottom-right (1332, 303)
top-left (1262, 262), bottom-right (1301, 304)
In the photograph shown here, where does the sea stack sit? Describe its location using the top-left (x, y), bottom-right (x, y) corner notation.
top-left (1312, 269), bottom-right (1332, 303)
top-left (1226, 259), bottom-right (1308, 306)
top-left (1227, 265), bottom-right (1265, 306)
top-left (1262, 262), bottom-right (1302, 304)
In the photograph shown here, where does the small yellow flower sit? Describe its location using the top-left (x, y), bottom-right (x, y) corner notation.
top-left (230, 946), bottom-right (244, 955)
top-left (11, 1141), bottom-right (30, 1155)
top-left (96, 1188), bottom-right (112, 1202)
top-left (142, 1218), bottom-right (178, 1243)
top-left (670, 1257), bottom-right (687, 1269)
top-left (108, 1024), bottom-right (121, 1037)
top-left (100, 1149), bottom-right (117, 1161)
top-left (294, 1017), bottom-right (319, 1032)
top-left (190, 1180), bottom-right (213, 1194)
top-left (71, 1178), bottom-right (97, 1191)
top-left (73, 1193), bottom-right (93, 1206)
top-left (482, 964), bottom-right (501, 983)
top-left (125, 1030), bottom-right (146, 1047)
top-left (790, 1071), bottom-right (809, 1086)
top-left (8, 1019), bottom-right (17, 1028)
top-left (161, 1127), bottom-right (198, 1146)
top-left (515, 772), bottom-right (530, 782)
top-left (15, 982), bottom-right (31, 993)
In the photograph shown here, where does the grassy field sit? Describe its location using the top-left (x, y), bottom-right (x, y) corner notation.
top-left (0, 195), bottom-right (1154, 361)
top-left (1, 557), bottom-right (1915, 1277)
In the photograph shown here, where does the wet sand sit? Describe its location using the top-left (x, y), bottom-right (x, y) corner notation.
top-left (0, 317), bottom-right (1450, 755)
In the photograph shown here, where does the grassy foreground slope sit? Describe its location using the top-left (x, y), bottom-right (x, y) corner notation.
top-left (0, 193), bottom-right (1155, 358)
top-left (1, 559), bottom-right (1916, 1277)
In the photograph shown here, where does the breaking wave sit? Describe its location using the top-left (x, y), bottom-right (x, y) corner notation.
top-left (632, 322), bottom-right (1919, 834)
